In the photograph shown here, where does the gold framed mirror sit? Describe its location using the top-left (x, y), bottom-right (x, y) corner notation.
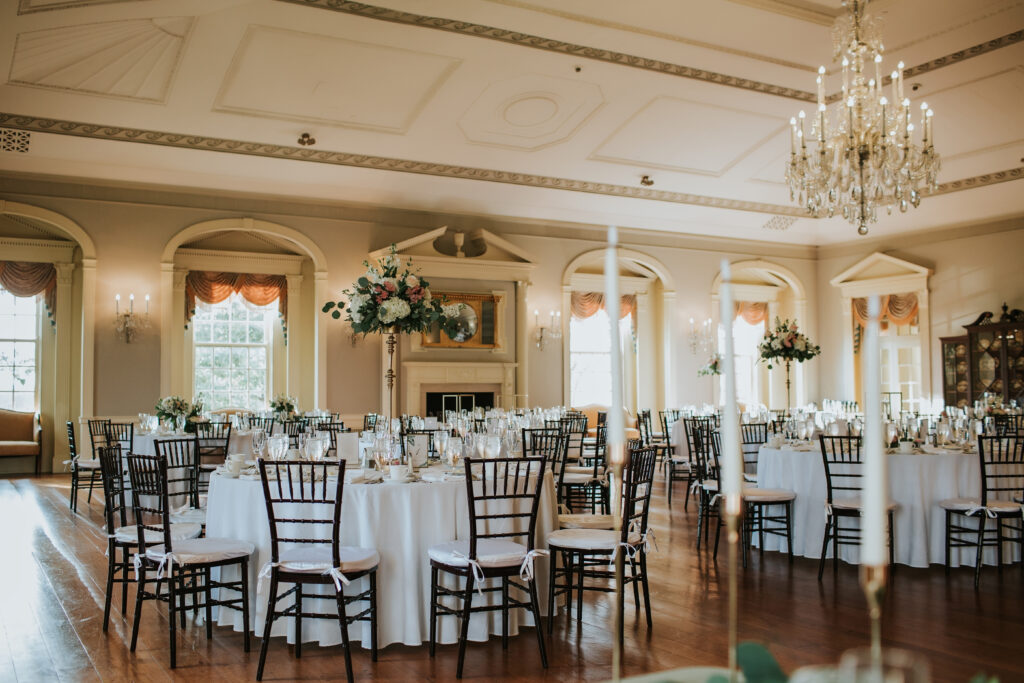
top-left (421, 292), bottom-right (502, 349)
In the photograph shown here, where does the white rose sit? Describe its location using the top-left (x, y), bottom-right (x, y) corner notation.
top-left (405, 274), bottom-right (419, 288)
top-left (365, 269), bottom-right (381, 284)
top-left (442, 303), bottom-right (464, 318)
top-left (379, 298), bottom-right (411, 324)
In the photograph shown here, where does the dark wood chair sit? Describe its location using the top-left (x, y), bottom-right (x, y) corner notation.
top-left (941, 434), bottom-right (1024, 588)
top-left (676, 416), bottom-right (712, 512)
top-left (126, 454), bottom-right (252, 669)
top-left (546, 445), bottom-right (657, 644)
top-left (740, 422), bottom-right (769, 483)
top-left (195, 421), bottom-right (231, 495)
top-left (818, 435), bottom-right (896, 581)
top-left (248, 416), bottom-right (276, 433)
top-left (427, 456), bottom-right (548, 679)
top-left (281, 419), bottom-right (306, 448)
top-left (155, 437), bottom-right (206, 528)
top-left (67, 420), bottom-right (100, 513)
top-left (523, 427), bottom-right (570, 509)
top-left (256, 460), bottom-right (379, 682)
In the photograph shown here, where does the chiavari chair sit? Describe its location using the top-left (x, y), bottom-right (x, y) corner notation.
top-left (78, 418), bottom-right (111, 505)
top-left (740, 422), bottom-right (769, 483)
top-left (427, 456), bottom-right (548, 679)
top-left (281, 419), bottom-right (306, 448)
top-left (155, 436), bottom-right (206, 527)
top-left (248, 416), bottom-right (277, 433)
top-left (941, 434), bottom-right (1024, 587)
top-left (126, 454), bottom-right (252, 669)
top-left (256, 460), bottom-right (379, 682)
top-left (675, 416), bottom-right (712, 511)
top-left (546, 445), bottom-right (657, 644)
top-left (523, 427), bottom-right (570, 509)
top-left (818, 435), bottom-right (896, 581)
top-left (194, 421), bottom-right (231, 495)
top-left (67, 420), bottom-right (101, 512)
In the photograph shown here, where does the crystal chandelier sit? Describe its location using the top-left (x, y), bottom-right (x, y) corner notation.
top-left (785, 0), bottom-right (940, 235)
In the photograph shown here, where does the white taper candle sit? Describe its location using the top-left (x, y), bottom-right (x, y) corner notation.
top-left (605, 227), bottom-right (625, 450)
top-left (719, 260), bottom-right (742, 511)
top-left (861, 295), bottom-right (887, 566)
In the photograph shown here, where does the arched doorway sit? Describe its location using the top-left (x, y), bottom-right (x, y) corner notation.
top-left (561, 248), bottom-right (676, 412)
top-left (711, 260), bottom-right (809, 409)
top-left (160, 218), bottom-right (328, 409)
top-left (0, 201), bottom-right (97, 470)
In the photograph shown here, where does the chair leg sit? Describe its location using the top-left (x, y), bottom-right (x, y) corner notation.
top-left (695, 495), bottom-right (705, 550)
top-left (818, 518), bottom-right (832, 581)
top-left (256, 573), bottom-right (278, 681)
top-left (121, 550), bottom-right (130, 615)
top-left (546, 552), bottom-right (557, 635)
top-left (576, 552), bottom-right (585, 625)
top-left (832, 517), bottom-right (840, 576)
top-left (974, 516), bottom-right (986, 589)
top-left (683, 473), bottom-right (692, 512)
top-left (526, 575), bottom-right (548, 668)
top-left (369, 571), bottom-right (378, 662)
top-left (87, 472), bottom-right (95, 503)
top-left (667, 466), bottom-right (673, 508)
top-left (240, 558), bottom-right (250, 653)
top-left (295, 583), bottom-right (303, 658)
top-left (130, 568), bottom-right (146, 652)
top-left (501, 576), bottom-right (509, 650)
top-left (888, 511), bottom-right (896, 572)
top-left (996, 518), bottom-right (1004, 570)
top-left (944, 510), bottom-right (952, 576)
top-left (205, 567), bottom-right (213, 640)
top-left (429, 566), bottom-right (439, 656)
top-left (785, 502), bottom-right (794, 564)
top-left (335, 581), bottom-right (354, 683)
top-left (70, 470), bottom-right (78, 511)
top-left (168, 574), bottom-right (178, 669)
top-left (713, 513), bottom-right (722, 559)
top-left (630, 558), bottom-right (641, 618)
top-left (103, 541), bottom-right (115, 632)
top-left (639, 553), bottom-right (653, 629)
top-left (456, 573), bottom-right (475, 679)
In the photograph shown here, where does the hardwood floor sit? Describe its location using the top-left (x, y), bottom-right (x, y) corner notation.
top-left (1, 474), bottom-right (1022, 682)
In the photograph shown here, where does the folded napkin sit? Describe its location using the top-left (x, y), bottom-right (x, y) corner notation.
top-left (346, 470), bottom-right (384, 485)
top-left (419, 469), bottom-right (464, 483)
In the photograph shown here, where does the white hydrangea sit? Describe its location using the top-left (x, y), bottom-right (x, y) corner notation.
top-left (442, 303), bottom-right (464, 318)
top-left (379, 298), bottom-right (411, 324)
top-left (365, 269), bottom-right (382, 284)
top-left (348, 293), bottom-right (369, 323)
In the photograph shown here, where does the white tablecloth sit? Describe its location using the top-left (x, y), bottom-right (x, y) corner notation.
top-left (132, 431), bottom-right (256, 458)
top-left (205, 467), bottom-right (557, 649)
top-left (756, 444), bottom-right (1019, 568)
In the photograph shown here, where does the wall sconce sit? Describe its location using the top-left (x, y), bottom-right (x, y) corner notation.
top-left (114, 293), bottom-right (151, 343)
top-left (534, 309), bottom-right (562, 350)
top-left (688, 316), bottom-right (713, 355)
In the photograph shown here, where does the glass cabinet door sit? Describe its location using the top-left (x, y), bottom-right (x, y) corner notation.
top-left (971, 329), bottom-right (1001, 398)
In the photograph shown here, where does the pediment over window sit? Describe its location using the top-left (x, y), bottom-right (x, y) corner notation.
top-left (371, 226), bottom-right (536, 281)
top-left (829, 252), bottom-right (932, 299)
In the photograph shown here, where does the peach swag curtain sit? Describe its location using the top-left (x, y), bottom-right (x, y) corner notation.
top-left (570, 291), bottom-right (637, 320)
top-left (0, 261), bottom-right (57, 322)
top-left (852, 293), bottom-right (919, 327)
top-left (185, 271), bottom-right (288, 328)
top-left (735, 301), bottom-right (768, 325)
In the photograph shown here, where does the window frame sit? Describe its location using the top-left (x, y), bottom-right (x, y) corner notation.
top-left (0, 287), bottom-right (42, 412)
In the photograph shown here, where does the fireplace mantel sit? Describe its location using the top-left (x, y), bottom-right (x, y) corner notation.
top-left (402, 362), bottom-right (516, 415)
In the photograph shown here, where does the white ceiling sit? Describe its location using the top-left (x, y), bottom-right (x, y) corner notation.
top-left (0, 0), bottom-right (1021, 245)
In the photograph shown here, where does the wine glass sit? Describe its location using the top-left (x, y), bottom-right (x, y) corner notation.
top-left (484, 436), bottom-right (501, 459)
top-left (373, 447), bottom-right (390, 472)
top-left (796, 423), bottom-right (808, 441)
top-left (885, 423), bottom-right (898, 448)
top-left (251, 429), bottom-right (267, 460)
top-left (268, 435), bottom-right (289, 461)
top-left (937, 422), bottom-right (950, 446)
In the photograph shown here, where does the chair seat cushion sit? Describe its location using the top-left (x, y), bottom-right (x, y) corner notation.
top-left (743, 473), bottom-right (758, 483)
top-left (562, 471), bottom-right (599, 485)
top-left (829, 497), bottom-right (898, 511)
top-left (114, 523), bottom-right (202, 544)
top-left (742, 487), bottom-right (796, 503)
top-left (702, 479), bottom-right (719, 492)
top-left (939, 497), bottom-right (1023, 515)
top-left (199, 463), bottom-right (219, 471)
top-left (146, 537), bottom-right (254, 566)
top-left (564, 465), bottom-right (602, 476)
top-left (669, 459), bottom-right (691, 468)
top-left (170, 507), bottom-right (207, 525)
top-left (547, 528), bottom-right (641, 552)
top-left (276, 545), bottom-right (380, 574)
top-left (74, 458), bottom-right (101, 470)
top-left (0, 441), bottom-right (40, 457)
top-left (428, 539), bottom-right (528, 569)
top-left (558, 513), bottom-right (614, 530)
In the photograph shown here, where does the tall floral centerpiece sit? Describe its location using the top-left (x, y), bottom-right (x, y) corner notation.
top-left (155, 395), bottom-right (204, 433)
top-left (698, 353), bottom-right (722, 377)
top-left (322, 246), bottom-right (464, 420)
top-left (758, 317), bottom-right (821, 408)
top-left (269, 394), bottom-right (297, 420)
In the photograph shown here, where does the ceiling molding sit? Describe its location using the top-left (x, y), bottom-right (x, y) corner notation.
top-left (274, 0), bottom-right (817, 102)
top-left (17, 0), bottom-right (142, 14)
top-left (930, 167), bottom-right (1024, 196)
top-left (901, 29), bottom-right (1024, 80)
top-left (0, 112), bottom-right (809, 216)
top-left (724, 0), bottom-right (840, 26)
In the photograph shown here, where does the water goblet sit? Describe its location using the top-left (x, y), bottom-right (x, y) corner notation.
top-left (484, 436), bottom-right (501, 459)
top-left (251, 429), bottom-right (267, 459)
top-left (885, 422), bottom-right (898, 448)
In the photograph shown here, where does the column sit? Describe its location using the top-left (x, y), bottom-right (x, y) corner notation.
top-left (661, 290), bottom-right (676, 410)
top-left (917, 288), bottom-right (932, 410)
top-left (170, 269), bottom-right (188, 396)
top-left (286, 274), bottom-right (304, 401)
top-left (80, 257), bottom-right (96, 418)
top-left (515, 280), bottom-right (529, 408)
top-left (314, 271), bottom-right (328, 410)
top-left (52, 263), bottom-right (75, 469)
top-left (637, 291), bottom-right (656, 411)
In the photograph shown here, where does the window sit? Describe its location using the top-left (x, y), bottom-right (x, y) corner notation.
top-left (570, 308), bottom-right (631, 407)
top-left (0, 287), bottom-right (39, 411)
top-left (879, 318), bottom-right (921, 412)
top-left (720, 316), bottom-right (766, 408)
top-left (192, 293), bottom-right (277, 410)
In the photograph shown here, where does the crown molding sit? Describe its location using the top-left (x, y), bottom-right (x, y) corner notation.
top-left (817, 214), bottom-right (1024, 259)
top-left (0, 112), bottom-right (808, 217)
top-left (930, 167), bottom-right (1024, 197)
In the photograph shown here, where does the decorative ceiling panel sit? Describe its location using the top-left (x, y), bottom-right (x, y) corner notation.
top-left (214, 26), bottom-right (461, 134)
top-left (17, 0), bottom-right (144, 14)
top-left (925, 67), bottom-right (1024, 157)
top-left (458, 74), bottom-right (603, 150)
top-left (592, 96), bottom-right (787, 176)
top-left (9, 17), bottom-right (193, 102)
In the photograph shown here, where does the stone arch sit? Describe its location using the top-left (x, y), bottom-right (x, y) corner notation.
top-left (160, 216), bottom-right (326, 272)
top-left (562, 246), bottom-right (675, 290)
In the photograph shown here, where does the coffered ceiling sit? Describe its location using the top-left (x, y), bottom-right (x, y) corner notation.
top-left (0, 0), bottom-right (1022, 245)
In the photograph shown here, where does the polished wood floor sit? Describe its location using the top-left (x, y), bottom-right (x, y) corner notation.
top-left (1, 474), bottom-right (1022, 682)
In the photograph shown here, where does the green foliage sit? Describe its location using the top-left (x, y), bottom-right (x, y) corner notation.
top-left (759, 317), bottom-right (821, 370)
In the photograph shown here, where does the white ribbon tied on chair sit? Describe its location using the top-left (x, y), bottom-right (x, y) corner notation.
top-left (966, 505), bottom-right (998, 519)
top-left (518, 549), bottom-right (549, 582)
top-left (325, 566), bottom-right (351, 591)
top-left (134, 551), bottom-right (176, 580)
top-left (256, 561), bottom-right (278, 595)
top-left (451, 550), bottom-right (485, 595)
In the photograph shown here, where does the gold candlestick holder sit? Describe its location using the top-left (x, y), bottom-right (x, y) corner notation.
top-left (859, 563), bottom-right (888, 665)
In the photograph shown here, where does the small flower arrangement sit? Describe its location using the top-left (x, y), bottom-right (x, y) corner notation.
top-left (155, 395), bottom-right (204, 432)
top-left (269, 394), bottom-right (297, 417)
top-left (758, 317), bottom-right (821, 369)
top-left (698, 353), bottom-right (722, 376)
top-left (322, 246), bottom-right (465, 336)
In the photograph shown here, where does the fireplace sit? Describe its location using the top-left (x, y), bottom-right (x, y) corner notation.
top-left (424, 391), bottom-right (495, 418)
top-left (402, 362), bottom-right (517, 416)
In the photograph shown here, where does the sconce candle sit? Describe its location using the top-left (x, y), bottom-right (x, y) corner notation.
top-left (115, 293), bottom-right (120, 314)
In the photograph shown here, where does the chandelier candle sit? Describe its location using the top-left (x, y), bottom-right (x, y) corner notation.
top-left (786, 0), bottom-right (940, 235)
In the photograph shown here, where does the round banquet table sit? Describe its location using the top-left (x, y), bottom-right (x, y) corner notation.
top-left (756, 443), bottom-right (1020, 568)
top-left (205, 466), bottom-right (557, 649)
top-left (132, 430), bottom-right (256, 458)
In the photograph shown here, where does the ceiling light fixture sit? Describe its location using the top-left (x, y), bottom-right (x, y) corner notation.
top-left (785, 0), bottom-right (940, 235)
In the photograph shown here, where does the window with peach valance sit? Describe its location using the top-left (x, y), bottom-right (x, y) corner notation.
top-left (852, 293), bottom-right (919, 326)
top-left (570, 291), bottom-right (637, 320)
top-left (0, 261), bottom-right (56, 323)
top-left (185, 271), bottom-right (287, 330)
top-left (735, 301), bottom-right (768, 325)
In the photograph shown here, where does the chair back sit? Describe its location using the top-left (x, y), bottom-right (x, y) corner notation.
top-left (703, 429), bottom-right (722, 482)
top-left (195, 421), bottom-right (232, 460)
top-left (316, 421), bottom-right (349, 456)
top-left (88, 418), bottom-right (112, 456)
top-left (659, 410), bottom-right (681, 445)
top-left (67, 420), bottom-right (79, 461)
top-left (740, 423), bottom-right (769, 476)
top-left (590, 423), bottom-right (608, 476)
top-left (259, 459), bottom-right (346, 566)
top-left (248, 416), bottom-right (276, 433)
top-left (522, 427), bottom-right (568, 480)
top-left (559, 414), bottom-right (587, 461)
top-left (281, 420), bottom-right (306, 447)
top-left (620, 445), bottom-right (658, 541)
top-left (125, 454), bottom-right (173, 556)
top-left (992, 414), bottom-right (1023, 436)
top-left (363, 413), bottom-right (379, 431)
top-left (104, 422), bottom-right (134, 451)
top-left (637, 410), bottom-right (654, 446)
top-left (683, 416), bottom-right (713, 464)
top-left (818, 435), bottom-right (863, 506)
top-left (155, 437), bottom-right (200, 510)
top-left (596, 411), bottom-right (607, 426)
top-left (463, 456), bottom-right (546, 559)
top-left (977, 435), bottom-right (1024, 506)
top-left (98, 444), bottom-right (129, 533)
top-left (303, 415), bottom-right (337, 432)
